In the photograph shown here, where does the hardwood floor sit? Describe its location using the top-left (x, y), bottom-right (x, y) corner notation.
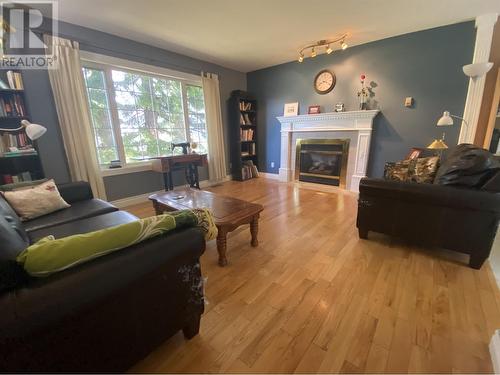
top-left (128, 178), bottom-right (500, 373)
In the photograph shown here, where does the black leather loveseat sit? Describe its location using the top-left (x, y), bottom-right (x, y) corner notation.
top-left (357, 144), bottom-right (500, 269)
top-left (0, 181), bottom-right (205, 372)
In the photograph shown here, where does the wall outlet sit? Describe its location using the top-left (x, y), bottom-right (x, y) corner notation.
top-left (404, 97), bottom-right (413, 107)
top-left (270, 161), bottom-right (275, 168)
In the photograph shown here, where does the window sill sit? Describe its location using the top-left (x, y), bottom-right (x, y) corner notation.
top-left (101, 162), bottom-right (153, 177)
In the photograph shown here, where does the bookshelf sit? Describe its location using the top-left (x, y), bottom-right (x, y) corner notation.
top-left (0, 70), bottom-right (44, 185)
top-left (229, 90), bottom-right (259, 181)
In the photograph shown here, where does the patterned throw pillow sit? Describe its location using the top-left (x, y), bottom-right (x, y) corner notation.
top-left (1, 179), bottom-right (70, 221)
top-left (384, 159), bottom-right (414, 182)
top-left (384, 156), bottom-right (439, 183)
top-left (409, 156), bottom-right (440, 183)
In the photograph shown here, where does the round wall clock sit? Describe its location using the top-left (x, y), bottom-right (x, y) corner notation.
top-left (314, 69), bottom-right (336, 95)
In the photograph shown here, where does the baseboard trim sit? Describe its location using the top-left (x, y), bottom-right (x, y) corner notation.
top-left (110, 176), bottom-right (232, 208)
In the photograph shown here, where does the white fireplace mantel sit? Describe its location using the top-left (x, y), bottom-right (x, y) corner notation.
top-left (276, 110), bottom-right (380, 192)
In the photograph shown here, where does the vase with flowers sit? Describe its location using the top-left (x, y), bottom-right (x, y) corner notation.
top-left (357, 74), bottom-right (369, 110)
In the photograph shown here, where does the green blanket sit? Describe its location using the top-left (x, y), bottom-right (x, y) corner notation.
top-left (17, 209), bottom-right (217, 277)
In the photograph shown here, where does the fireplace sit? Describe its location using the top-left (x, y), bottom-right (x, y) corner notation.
top-left (295, 139), bottom-right (349, 188)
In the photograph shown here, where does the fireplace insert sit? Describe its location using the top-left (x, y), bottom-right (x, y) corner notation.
top-left (295, 139), bottom-right (349, 187)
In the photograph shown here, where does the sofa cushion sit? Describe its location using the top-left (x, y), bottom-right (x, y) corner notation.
top-left (28, 211), bottom-right (139, 243)
top-left (0, 195), bottom-right (30, 261)
top-left (23, 199), bottom-right (118, 233)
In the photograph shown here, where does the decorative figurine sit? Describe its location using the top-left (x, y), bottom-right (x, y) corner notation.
top-left (335, 103), bottom-right (345, 112)
top-left (357, 74), bottom-right (369, 110)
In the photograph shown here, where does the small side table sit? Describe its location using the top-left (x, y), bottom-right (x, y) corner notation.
top-left (151, 154), bottom-right (208, 191)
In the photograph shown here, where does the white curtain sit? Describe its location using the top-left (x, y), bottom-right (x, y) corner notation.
top-left (44, 36), bottom-right (107, 199)
top-left (202, 72), bottom-right (227, 182)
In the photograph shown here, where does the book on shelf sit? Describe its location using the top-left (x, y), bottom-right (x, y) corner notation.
top-left (0, 94), bottom-right (26, 116)
top-left (239, 101), bottom-right (252, 111)
top-left (241, 143), bottom-right (256, 157)
top-left (0, 132), bottom-right (34, 155)
top-left (2, 171), bottom-right (33, 185)
top-left (240, 128), bottom-right (254, 141)
top-left (6, 71), bottom-right (24, 90)
top-left (241, 160), bottom-right (259, 180)
top-left (239, 113), bottom-right (253, 125)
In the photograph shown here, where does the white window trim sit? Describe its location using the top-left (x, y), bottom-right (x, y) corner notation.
top-left (80, 51), bottom-right (202, 85)
top-left (100, 161), bottom-right (153, 177)
top-left (80, 52), bottom-right (206, 176)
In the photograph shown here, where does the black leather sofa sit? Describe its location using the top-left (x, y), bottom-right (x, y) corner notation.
top-left (0, 181), bottom-right (205, 372)
top-left (357, 145), bottom-right (500, 269)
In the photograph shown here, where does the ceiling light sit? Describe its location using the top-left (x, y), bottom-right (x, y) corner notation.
top-left (297, 33), bottom-right (348, 63)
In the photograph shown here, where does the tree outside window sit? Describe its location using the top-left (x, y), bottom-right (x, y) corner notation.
top-left (82, 66), bottom-right (208, 166)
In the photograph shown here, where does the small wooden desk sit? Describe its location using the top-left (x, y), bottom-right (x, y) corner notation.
top-left (149, 188), bottom-right (264, 266)
top-left (151, 154), bottom-right (208, 191)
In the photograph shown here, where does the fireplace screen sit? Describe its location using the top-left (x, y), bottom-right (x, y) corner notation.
top-left (295, 139), bottom-right (349, 187)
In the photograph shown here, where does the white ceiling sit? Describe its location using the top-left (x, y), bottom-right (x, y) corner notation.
top-left (51, 0), bottom-right (500, 72)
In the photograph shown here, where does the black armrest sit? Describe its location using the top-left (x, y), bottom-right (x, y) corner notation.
top-left (1, 227), bottom-right (206, 337)
top-left (56, 181), bottom-right (94, 203)
top-left (359, 178), bottom-right (500, 214)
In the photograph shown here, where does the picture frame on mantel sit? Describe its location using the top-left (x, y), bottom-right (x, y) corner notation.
top-left (283, 102), bottom-right (299, 117)
top-left (308, 105), bottom-right (321, 114)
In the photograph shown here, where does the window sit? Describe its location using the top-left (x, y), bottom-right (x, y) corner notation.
top-left (82, 63), bottom-right (207, 166)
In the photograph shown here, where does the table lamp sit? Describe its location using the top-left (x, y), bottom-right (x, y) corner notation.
top-left (0, 119), bottom-right (47, 140)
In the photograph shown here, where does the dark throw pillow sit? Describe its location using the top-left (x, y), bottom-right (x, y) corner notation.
top-left (434, 144), bottom-right (500, 189)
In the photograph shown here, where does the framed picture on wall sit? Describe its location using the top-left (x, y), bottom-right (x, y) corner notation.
top-left (308, 105), bottom-right (321, 114)
top-left (405, 147), bottom-right (424, 160)
top-left (283, 102), bottom-right (299, 117)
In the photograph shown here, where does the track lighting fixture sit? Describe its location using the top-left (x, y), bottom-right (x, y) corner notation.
top-left (297, 34), bottom-right (348, 63)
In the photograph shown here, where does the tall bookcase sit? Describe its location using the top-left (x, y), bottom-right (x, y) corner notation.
top-left (0, 70), bottom-right (44, 186)
top-left (229, 90), bottom-right (258, 181)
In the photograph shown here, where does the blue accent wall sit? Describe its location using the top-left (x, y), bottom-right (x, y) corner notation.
top-left (247, 22), bottom-right (476, 177)
top-left (21, 21), bottom-right (246, 200)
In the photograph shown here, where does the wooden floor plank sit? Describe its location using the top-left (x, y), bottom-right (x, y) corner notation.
top-left (127, 178), bottom-right (500, 373)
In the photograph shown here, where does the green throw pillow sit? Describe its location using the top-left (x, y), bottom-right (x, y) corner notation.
top-left (16, 209), bottom-right (215, 277)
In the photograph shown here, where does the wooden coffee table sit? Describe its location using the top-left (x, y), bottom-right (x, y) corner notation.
top-left (149, 188), bottom-right (264, 266)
